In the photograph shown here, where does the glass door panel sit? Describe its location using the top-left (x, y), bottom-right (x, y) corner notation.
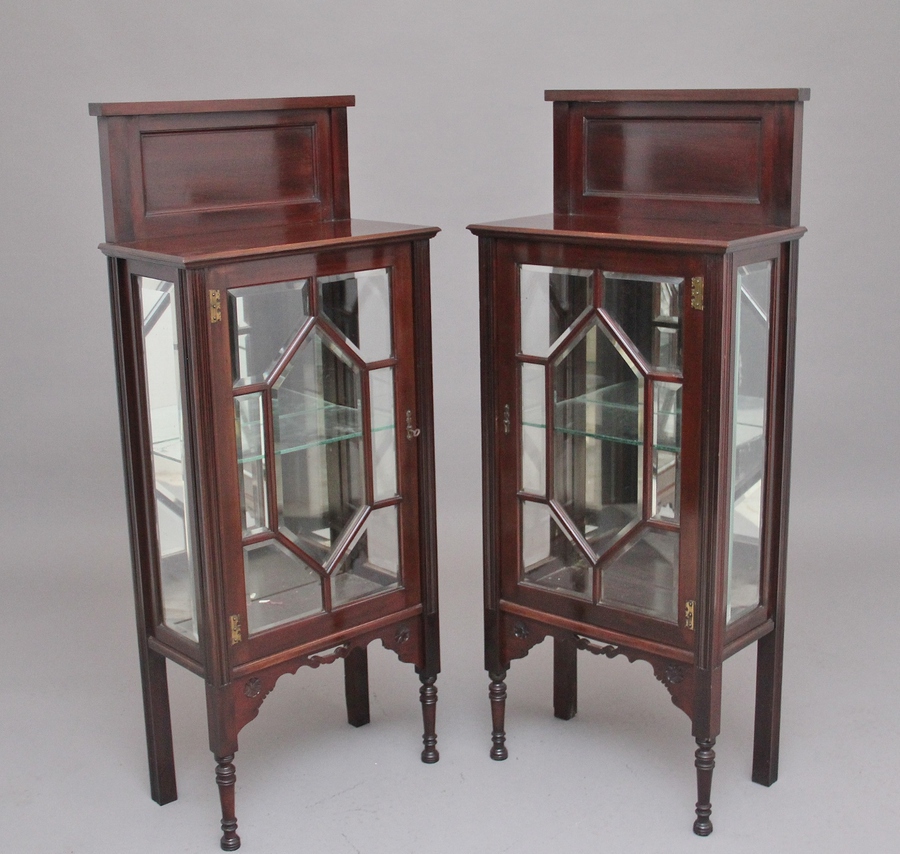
top-left (552, 321), bottom-right (644, 557)
top-left (516, 264), bottom-right (685, 626)
top-left (229, 268), bottom-right (405, 636)
top-left (138, 276), bottom-right (199, 641)
top-left (726, 261), bottom-right (772, 623)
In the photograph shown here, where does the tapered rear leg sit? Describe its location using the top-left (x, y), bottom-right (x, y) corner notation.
top-left (140, 644), bottom-right (177, 804)
top-left (553, 634), bottom-right (578, 720)
top-left (343, 646), bottom-right (371, 728)
top-left (752, 629), bottom-right (783, 785)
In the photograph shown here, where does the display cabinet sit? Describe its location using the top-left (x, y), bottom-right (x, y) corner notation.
top-left (90, 97), bottom-right (440, 850)
top-left (470, 89), bottom-right (807, 834)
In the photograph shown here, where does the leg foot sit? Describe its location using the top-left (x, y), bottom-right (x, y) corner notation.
top-left (489, 671), bottom-right (508, 761)
top-left (693, 738), bottom-right (716, 836)
top-left (419, 675), bottom-right (439, 763)
top-left (553, 634), bottom-right (578, 721)
top-left (344, 646), bottom-right (371, 728)
top-left (215, 754), bottom-right (241, 851)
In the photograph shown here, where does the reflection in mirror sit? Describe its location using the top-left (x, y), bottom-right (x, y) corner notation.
top-left (369, 368), bottom-right (398, 500)
top-left (553, 322), bottom-right (643, 558)
top-left (138, 277), bottom-right (198, 641)
top-left (319, 268), bottom-right (392, 363)
top-left (601, 528), bottom-right (679, 622)
top-left (602, 273), bottom-right (683, 373)
top-left (228, 280), bottom-right (310, 388)
top-left (234, 393), bottom-right (268, 536)
top-left (519, 265), bottom-right (592, 357)
top-left (727, 261), bottom-right (772, 623)
top-left (245, 540), bottom-right (323, 634)
top-left (521, 362), bottom-right (546, 495)
top-left (273, 329), bottom-right (364, 566)
top-left (331, 505), bottom-right (401, 607)
top-left (652, 382), bottom-right (682, 521)
top-left (521, 500), bottom-right (592, 600)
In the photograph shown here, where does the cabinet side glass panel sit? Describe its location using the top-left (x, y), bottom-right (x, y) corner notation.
top-left (727, 261), bottom-right (772, 623)
top-left (138, 276), bottom-right (198, 641)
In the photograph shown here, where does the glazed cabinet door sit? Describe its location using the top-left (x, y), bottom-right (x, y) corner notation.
top-left (490, 241), bottom-right (705, 649)
top-left (204, 244), bottom-right (424, 665)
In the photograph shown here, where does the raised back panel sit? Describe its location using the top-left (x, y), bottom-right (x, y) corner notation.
top-left (547, 90), bottom-right (808, 226)
top-left (91, 97), bottom-right (354, 243)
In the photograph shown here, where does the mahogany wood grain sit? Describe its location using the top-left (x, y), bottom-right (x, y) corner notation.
top-left (473, 89), bottom-right (807, 837)
top-left (94, 98), bottom-right (440, 849)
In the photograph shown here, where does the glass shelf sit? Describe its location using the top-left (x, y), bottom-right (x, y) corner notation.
top-left (553, 380), bottom-right (680, 451)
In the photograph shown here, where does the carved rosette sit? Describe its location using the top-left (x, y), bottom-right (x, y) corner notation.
top-left (500, 613), bottom-right (551, 663)
top-left (231, 618), bottom-right (425, 737)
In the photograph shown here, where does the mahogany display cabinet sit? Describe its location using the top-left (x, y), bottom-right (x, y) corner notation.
top-left (90, 97), bottom-right (440, 850)
top-left (470, 89), bottom-right (808, 835)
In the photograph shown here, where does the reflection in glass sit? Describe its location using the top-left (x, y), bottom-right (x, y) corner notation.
top-left (234, 393), bottom-right (268, 536)
top-left (553, 323), bottom-right (643, 558)
top-left (228, 280), bottom-right (309, 388)
top-left (601, 528), bottom-right (679, 622)
top-left (521, 362), bottom-right (546, 495)
top-left (245, 540), bottom-right (323, 633)
top-left (519, 265), bottom-right (592, 357)
top-left (139, 277), bottom-right (198, 641)
top-left (369, 368), bottom-right (398, 500)
top-left (727, 261), bottom-right (772, 622)
top-left (273, 329), bottom-right (364, 565)
top-left (319, 268), bottom-right (392, 363)
top-left (521, 500), bottom-right (592, 600)
top-left (652, 382), bottom-right (682, 521)
top-left (331, 505), bottom-right (401, 607)
top-left (602, 273), bottom-right (683, 373)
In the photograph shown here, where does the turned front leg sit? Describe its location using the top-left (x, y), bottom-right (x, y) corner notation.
top-left (419, 675), bottom-right (439, 763)
top-left (489, 671), bottom-right (508, 760)
top-left (215, 754), bottom-right (240, 851)
top-left (693, 738), bottom-right (716, 836)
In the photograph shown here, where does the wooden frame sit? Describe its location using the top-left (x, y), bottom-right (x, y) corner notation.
top-left (470, 88), bottom-right (807, 836)
top-left (93, 98), bottom-right (440, 850)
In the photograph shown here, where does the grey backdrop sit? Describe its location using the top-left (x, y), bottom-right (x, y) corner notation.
top-left (3, 2), bottom-right (899, 852)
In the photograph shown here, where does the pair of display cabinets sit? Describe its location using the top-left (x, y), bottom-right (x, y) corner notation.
top-left (92, 89), bottom-right (806, 849)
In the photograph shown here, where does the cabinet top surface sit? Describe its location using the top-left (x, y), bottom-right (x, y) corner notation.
top-left (545, 88), bottom-right (809, 103)
top-left (88, 96), bottom-right (355, 116)
top-left (467, 213), bottom-right (805, 252)
top-left (100, 218), bottom-right (440, 266)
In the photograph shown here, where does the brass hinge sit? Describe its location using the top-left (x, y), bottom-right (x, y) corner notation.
top-left (685, 600), bottom-right (696, 631)
top-left (690, 277), bottom-right (704, 311)
top-left (209, 289), bottom-right (222, 323)
top-left (230, 614), bottom-right (242, 645)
